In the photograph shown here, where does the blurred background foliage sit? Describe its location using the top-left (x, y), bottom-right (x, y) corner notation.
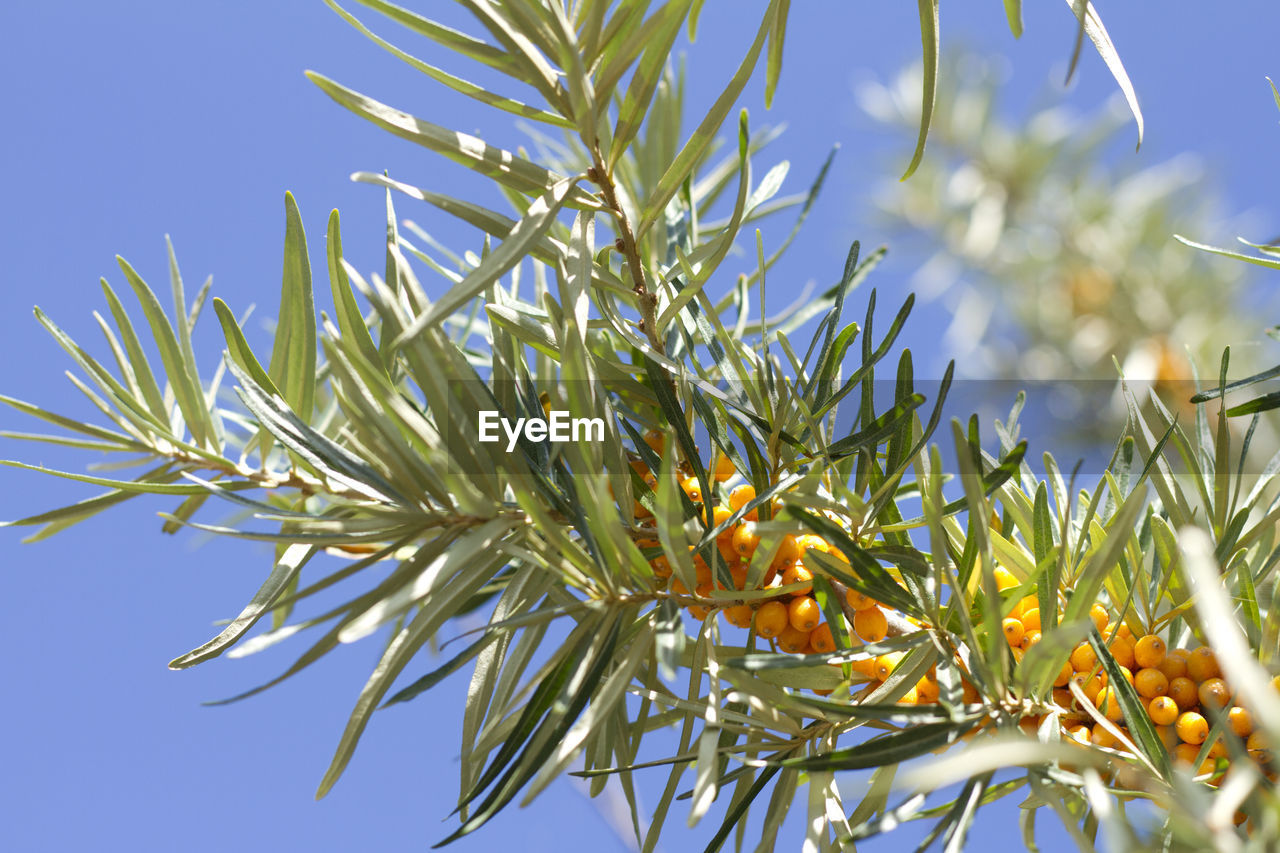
top-left (860, 53), bottom-right (1272, 424)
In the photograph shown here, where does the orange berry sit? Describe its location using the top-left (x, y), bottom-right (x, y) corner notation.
top-left (1148, 696), bottom-right (1179, 726)
top-left (1108, 636), bottom-right (1136, 670)
top-left (754, 600), bottom-right (788, 639)
top-left (717, 537), bottom-right (739, 564)
top-left (777, 625), bottom-right (810, 654)
top-left (772, 535), bottom-right (802, 570)
top-left (1002, 618), bottom-right (1025, 647)
top-left (809, 623), bottom-right (837, 654)
top-left (788, 596), bottom-right (821, 632)
top-left (898, 686), bottom-right (920, 705)
top-left (1020, 608), bottom-right (1042, 633)
top-left (642, 429), bottom-right (664, 453)
top-left (1133, 634), bottom-right (1166, 669)
top-left (1227, 706), bottom-right (1253, 738)
top-left (687, 604), bottom-right (712, 620)
top-left (1154, 724), bottom-right (1179, 750)
top-left (1096, 687), bottom-right (1124, 722)
top-left (680, 476), bottom-right (703, 503)
top-left (1067, 724), bottom-right (1092, 745)
top-left (1080, 673), bottom-right (1106, 704)
top-left (794, 534), bottom-right (829, 556)
top-left (1198, 677), bottom-right (1231, 711)
top-left (1011, 596), bottom-right (1037, 620)
top-left (915, 677), bottom-right (940, 704)
top-left (1176, 711), bottom-right (1209, 745)
top-left (1168, 676), bottom-right (1198, 710)
top-left (712, 506), bottom-right (734, 539)
top-left (729, 564), bottom-right (749, 590)
top-left (727, 484), bottom-right (757, 519)
top-left (732, 521), bottom-right (760, 558)
top-left (961, 680), bottom-right (980, 704)
top-left (1186, 647), bottom-right (1220, 683)
top-left (1173, 743), bottom-right (1201, 765)
top-left (1135, 668), bottom-right (1169, 699)
top-left (1070, 643), bottom-right (1097, 673)
top-left (850, 657), bottom-right (877, 680)
top-left (1089, 604), bottom-right (1110, 632)
top-left (651, 556), bottom-right (672, 578)
top-left (1158, 649), bottom-right (1189, 681)
top-left (725, 603), bottom-right (754, 628)
top-left (1021, 631), bottom-right (1042, 651)
top-left (1091, 726), bottom-right (1119, 749)
top-left (1054, 661), bottom-right (1073, 687)
top-left (875, 652), bottom-right (905, 681)
top-left (712, 452), bottom-right (735, 482)
top-left (1115, 666), bottom-right (1135, 686)
top-left (854, 606), bottom-right (889, 643)
top-left (1246, 730), bottom-right (1269, 754)
top-left (845, 588), bottom-right (878, 611)
top-left (992, 566), bottom-right (1019, 591)
top-left (781, 564), bottom-right (814, 595)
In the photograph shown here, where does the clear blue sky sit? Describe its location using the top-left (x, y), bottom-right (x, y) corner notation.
top-left (2, 3), bottom-right (1277, 851)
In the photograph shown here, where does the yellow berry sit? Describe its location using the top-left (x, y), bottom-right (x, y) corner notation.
top-left (712, 452), bottom-right (735, 482)
top-left (1176, 711), bottom-right (1209, 745)
top-left (809, 623), bottom-right (836, 654)
top-left (1197, 677), bottom-right (1230, 711)
top-left (992, 566), bottom-right (1019, 591)
top-left (788, 596), bottom-right (821, 632)
top-left (727, 484), bottom-right (757, 519)
top-left (1089, 604), bottom-right (1110, 633)
top-left (1186, 647), bottom-right (1220, 683)
top-left (1108, 636), bottom-right (1136, 670)
top-left (1148, 695), bottom-right (1179, 726)
top-left (772, 535), bottom-right (802, 570)
top-left (777, 624), bottom-right (811, 654)
top-left (1158, 649), bottom-right (1188, 681)
top-left (1228, 706), bottom-right (1253, 738)
top-left (725, 603), bottom-right (754, 628)
top-left (1070, 643), bottom-right (1097, 673)
top-left (732, 521), bottom-right (760, 558)
top-left (1020, 608), bottom-right (1042, 633)
top-left (680, 476), bottom-right (703, 503)
top-left (754, 601), bottom-right (788, 639)
top-left (1002, 618), bottom-right (1025, 647)
top-left (854, 606), bottom-right (889, 643)
top-left (1096, 687), bottom-right (1124, 722)
top-left (1134, 634), bottom-right (1166, 669)
top-left (845, 588), bottom-right (877, 611)
top-left (781, 564), bottom-right (814, 595)
top-left (642, 429), bottom-right (664, 453)
top-left (875, 652), bottom-right (905, 681)
top-left (1168, 677), bottom-right (1199, 710)
top-left (1134, 667), bottom-right (1169, 699)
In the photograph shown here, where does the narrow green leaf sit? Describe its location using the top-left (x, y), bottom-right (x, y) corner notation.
top-left (308, 72), bottom-right (600, 208)
top-left (1062, 0), bottom-right (1144, 148)
top-left (168, 544), bottom-right (316, 669)
top-left (391, 176), bottom-right (582, 345)
top-left (117, 257), bottom-right (214, 447)
top-left (901, 0), bottom-right (939, 180)
top-left (635, 0), bottom-right (781, 240)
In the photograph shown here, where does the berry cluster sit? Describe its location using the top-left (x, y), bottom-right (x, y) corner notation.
top-left (991, 566), bottom-right (1275, 783)
top-left (628, 430), bottom-right (914, 691)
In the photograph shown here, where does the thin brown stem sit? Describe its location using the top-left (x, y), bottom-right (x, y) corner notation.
top-left (588, 154), bottom-right (662, 352)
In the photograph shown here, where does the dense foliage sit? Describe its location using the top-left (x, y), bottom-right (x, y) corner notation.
top-left (5, 3), bottom-right (1279, 851)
